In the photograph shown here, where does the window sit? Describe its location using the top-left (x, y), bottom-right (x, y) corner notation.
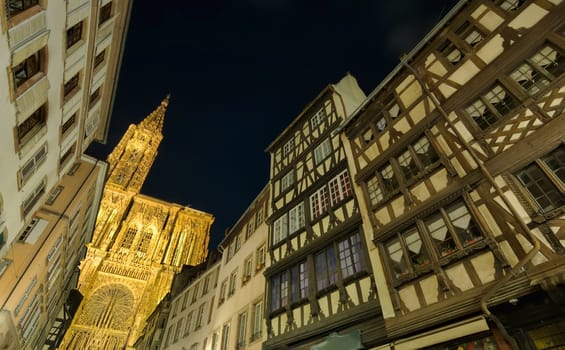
top-left (509, 45), bottom-right (564, 96)
top-left (310, 186), bottom-right (329, 220)
top-left (219, 279), bottom-right (228, 304)
top-left (99, 1), bottom-right (112, 26)
top-left (229, 270), bottom-right (238, 296)
top-left (89, 87), bottom-right (101, 108)
top-left (366, 136), bottom-right (440, 206)
top-left (243, 256), bottom-right (252, 284)
top-left (246, 220), bottom-right (255, 239)
top-left (174, 318), bottom-right (183, 343)
top-left (13, 50), bottom-right (42, 89)
top-left (493, 0), bottom-right (525, 11)
top-left (192, 282), bottom-right (199, 304)
top-left (17, 105), bottom-right (46, 147)
top-left (315, 247), bottom-right (338, 291)
top-left (273, 202), bottom-right (304, 244)
top-left (256, 245), bottom-right (265, 271)
top-left (338, 232), bottom-right (364, 279)
top-left (63, 74), bottom-right (79, 98)
top-left (182, 290), bottom-right (190, 310)
top-left (256, 206), bottom-right (264, 226)
top-left (515, 146), bottom-right (565, 214)
top-left (45, 186), bottom-right (63, 206)
top-left (221, 323), bottom-right (230, 350)
top-left (196, 302), bottom-right (206, 329)
top-left (329, 170), bottom-right (353, 206)
top-left (235, 234), bottom-right (242, 252)
top-left (120, 227), bottom-right (137, 250)
top-left (237, 312), bottom-right (247, 349)
top-left (22, 179), bottom-right (46, 216)
top-left (61, 114), bottom-right (77, 136)
top-left (455, 21), bottom-right (484, 48)
top-left (314, 138), bottom-right (332, 164)
top-left (283, 138), bottom-right (295, 157)
top-left (59, 143), bottom-right (76, 168)
top-left (202, 275), bottom-right (210, 295)
top-left (465, 84), bottom-right (519, 130)
top-left (385, 199), bottom-right (484, 282)
top-left (184, 311), bottom-right (193, 336)
top-left (19, 143), bottom-right (47, 187)
top-left (374, 95), bottom-right (402, 133)
top-left (271, 261), bottom-right (307, 311)
top-left (310, 108), bottom-right (326, 130)
top-left (7, 0), bottom-right (39, 18)
top-left (66, 21), bottom-right (83, 49)
top-left (251, 301), bottom-right (263, 341)
top-left (438, 39), bottom-right (463, 65)
top-left (281, 170), bottom-right (295, 192)
top-left (94, 50), bottom-right (106, 69)
top-left (211, 331), bottom-right (220, 350)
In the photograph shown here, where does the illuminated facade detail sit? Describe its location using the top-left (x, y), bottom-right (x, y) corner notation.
top-left (59, 98), bottom-right (214, 349)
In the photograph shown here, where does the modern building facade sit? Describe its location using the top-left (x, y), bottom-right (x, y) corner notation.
top-left (58, 98), bottom-right (214, 349)
top-left (159, 184), bottom-right (270, 350)
top-left (263, 74), bottom-right (387, 349)
top-left (340, 0), bottom-right (565, 348)
top-left (0, 0), bottom-right (131, 348)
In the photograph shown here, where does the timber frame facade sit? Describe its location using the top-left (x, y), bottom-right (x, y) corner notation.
top-left (340, 0), bottom-right (565, 348)
top-left (263, 75), bottom-right (387, 349)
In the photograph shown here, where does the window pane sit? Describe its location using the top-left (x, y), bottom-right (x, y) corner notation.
top-left (338, 233), bottom-right (363, 279)
top-left (386, 238), bottom-right (410, 277)
top-left (531, 45), bottom-right (564, 79)
top-left (413, 137), bottom-right (439, 168)
top-left (426, 213), bottom-right (457, 257)
top-left (398, 150), bottom-right (418, 182)
top-left (517, 164), bottom-right (565, 213)
top-left (542, 146), bottom-right (565, 184)
top-left (445, 201), bottom-right (482, 245)
top-left (403, 228), bottom-right (430, 266)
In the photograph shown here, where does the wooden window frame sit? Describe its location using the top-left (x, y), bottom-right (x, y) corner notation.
top-left (464, 83), bottom-right (519, 131)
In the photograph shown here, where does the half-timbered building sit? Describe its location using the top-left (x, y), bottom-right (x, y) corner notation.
top-left (264, 74), bottom-right (387, 349)
top-left (339, 0), bottom-right (565, 348)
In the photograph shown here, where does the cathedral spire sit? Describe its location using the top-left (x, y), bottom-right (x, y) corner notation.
top-left (139, 94), bottom-right (170, 134)
top-left (106, 96), bottom-right (169, 193)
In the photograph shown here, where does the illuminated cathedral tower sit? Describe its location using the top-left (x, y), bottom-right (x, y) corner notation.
top-left (59, 97), bottom-right (214, 349)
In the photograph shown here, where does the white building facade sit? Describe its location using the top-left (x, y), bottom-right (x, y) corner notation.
top-left (0, 0), bottom-right (131, 348)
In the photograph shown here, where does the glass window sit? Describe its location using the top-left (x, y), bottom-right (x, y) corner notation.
top-left (13, 51), bottom-right (42, 89)
top-left (315, 245), bottom-right (338, 291)
top-left (465, 84), bottom-right (518, 130)
top-left (338, 233), bottom-right (364, 279)
top-left (516, 146), bottom-right (565, 213)
top-left (509, 45), bottom-right (564, 95)
top-left (310, 108), bottom-right (327, 130)
top-left (66, 21), bottom-right (83, 49)
top-left (329, 170), bottom-right (353, 206)
top-left (310, 186), bottom-right (329, 220)
top-left (99, 1), bottom-right (112, 26)
top-left (252, 301), bottom-right (263, 341)
top-left (281, 170), bottom-right (295, 192)
top-left (314, 138), bottom-right (332, 164)
top-left (7, 0), bottom-right (39, 18)
top-left (237, 312), bottom-right (247, 348)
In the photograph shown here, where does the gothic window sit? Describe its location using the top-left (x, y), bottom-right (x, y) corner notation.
top-left (384, 199), bottom-right (485, 283)
top-left (83, 284), bottom-right (133, 330)
top-left (509, 44), bottom-right (564, 96)
top-left (314, 138), bottom-right (332, 164)
top-left (465, 84), bottom-right (519, 130)
top-left (329, 170), bottom-right (353, 206)
top-left (366, 136), bottom-right (440, 206)
top-left (135, 229), bottom-right (152, 255)
top-left (120, 227), bottom-right (137, 250)
top-left (515, 146), bottom-right (565, 214)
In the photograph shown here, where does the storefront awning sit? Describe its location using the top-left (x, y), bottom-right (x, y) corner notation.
top-left (310, 330), bottom-right (363, 350)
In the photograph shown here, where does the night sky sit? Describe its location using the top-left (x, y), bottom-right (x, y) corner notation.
top-left (87, 0), bottom-right (459, 250)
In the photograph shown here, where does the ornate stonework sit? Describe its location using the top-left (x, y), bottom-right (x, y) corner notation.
top-left (59, 97), bottom-right (213, 349)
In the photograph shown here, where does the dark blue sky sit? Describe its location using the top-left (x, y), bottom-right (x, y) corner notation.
top-left (87, 0), bottom-right (459, 249)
